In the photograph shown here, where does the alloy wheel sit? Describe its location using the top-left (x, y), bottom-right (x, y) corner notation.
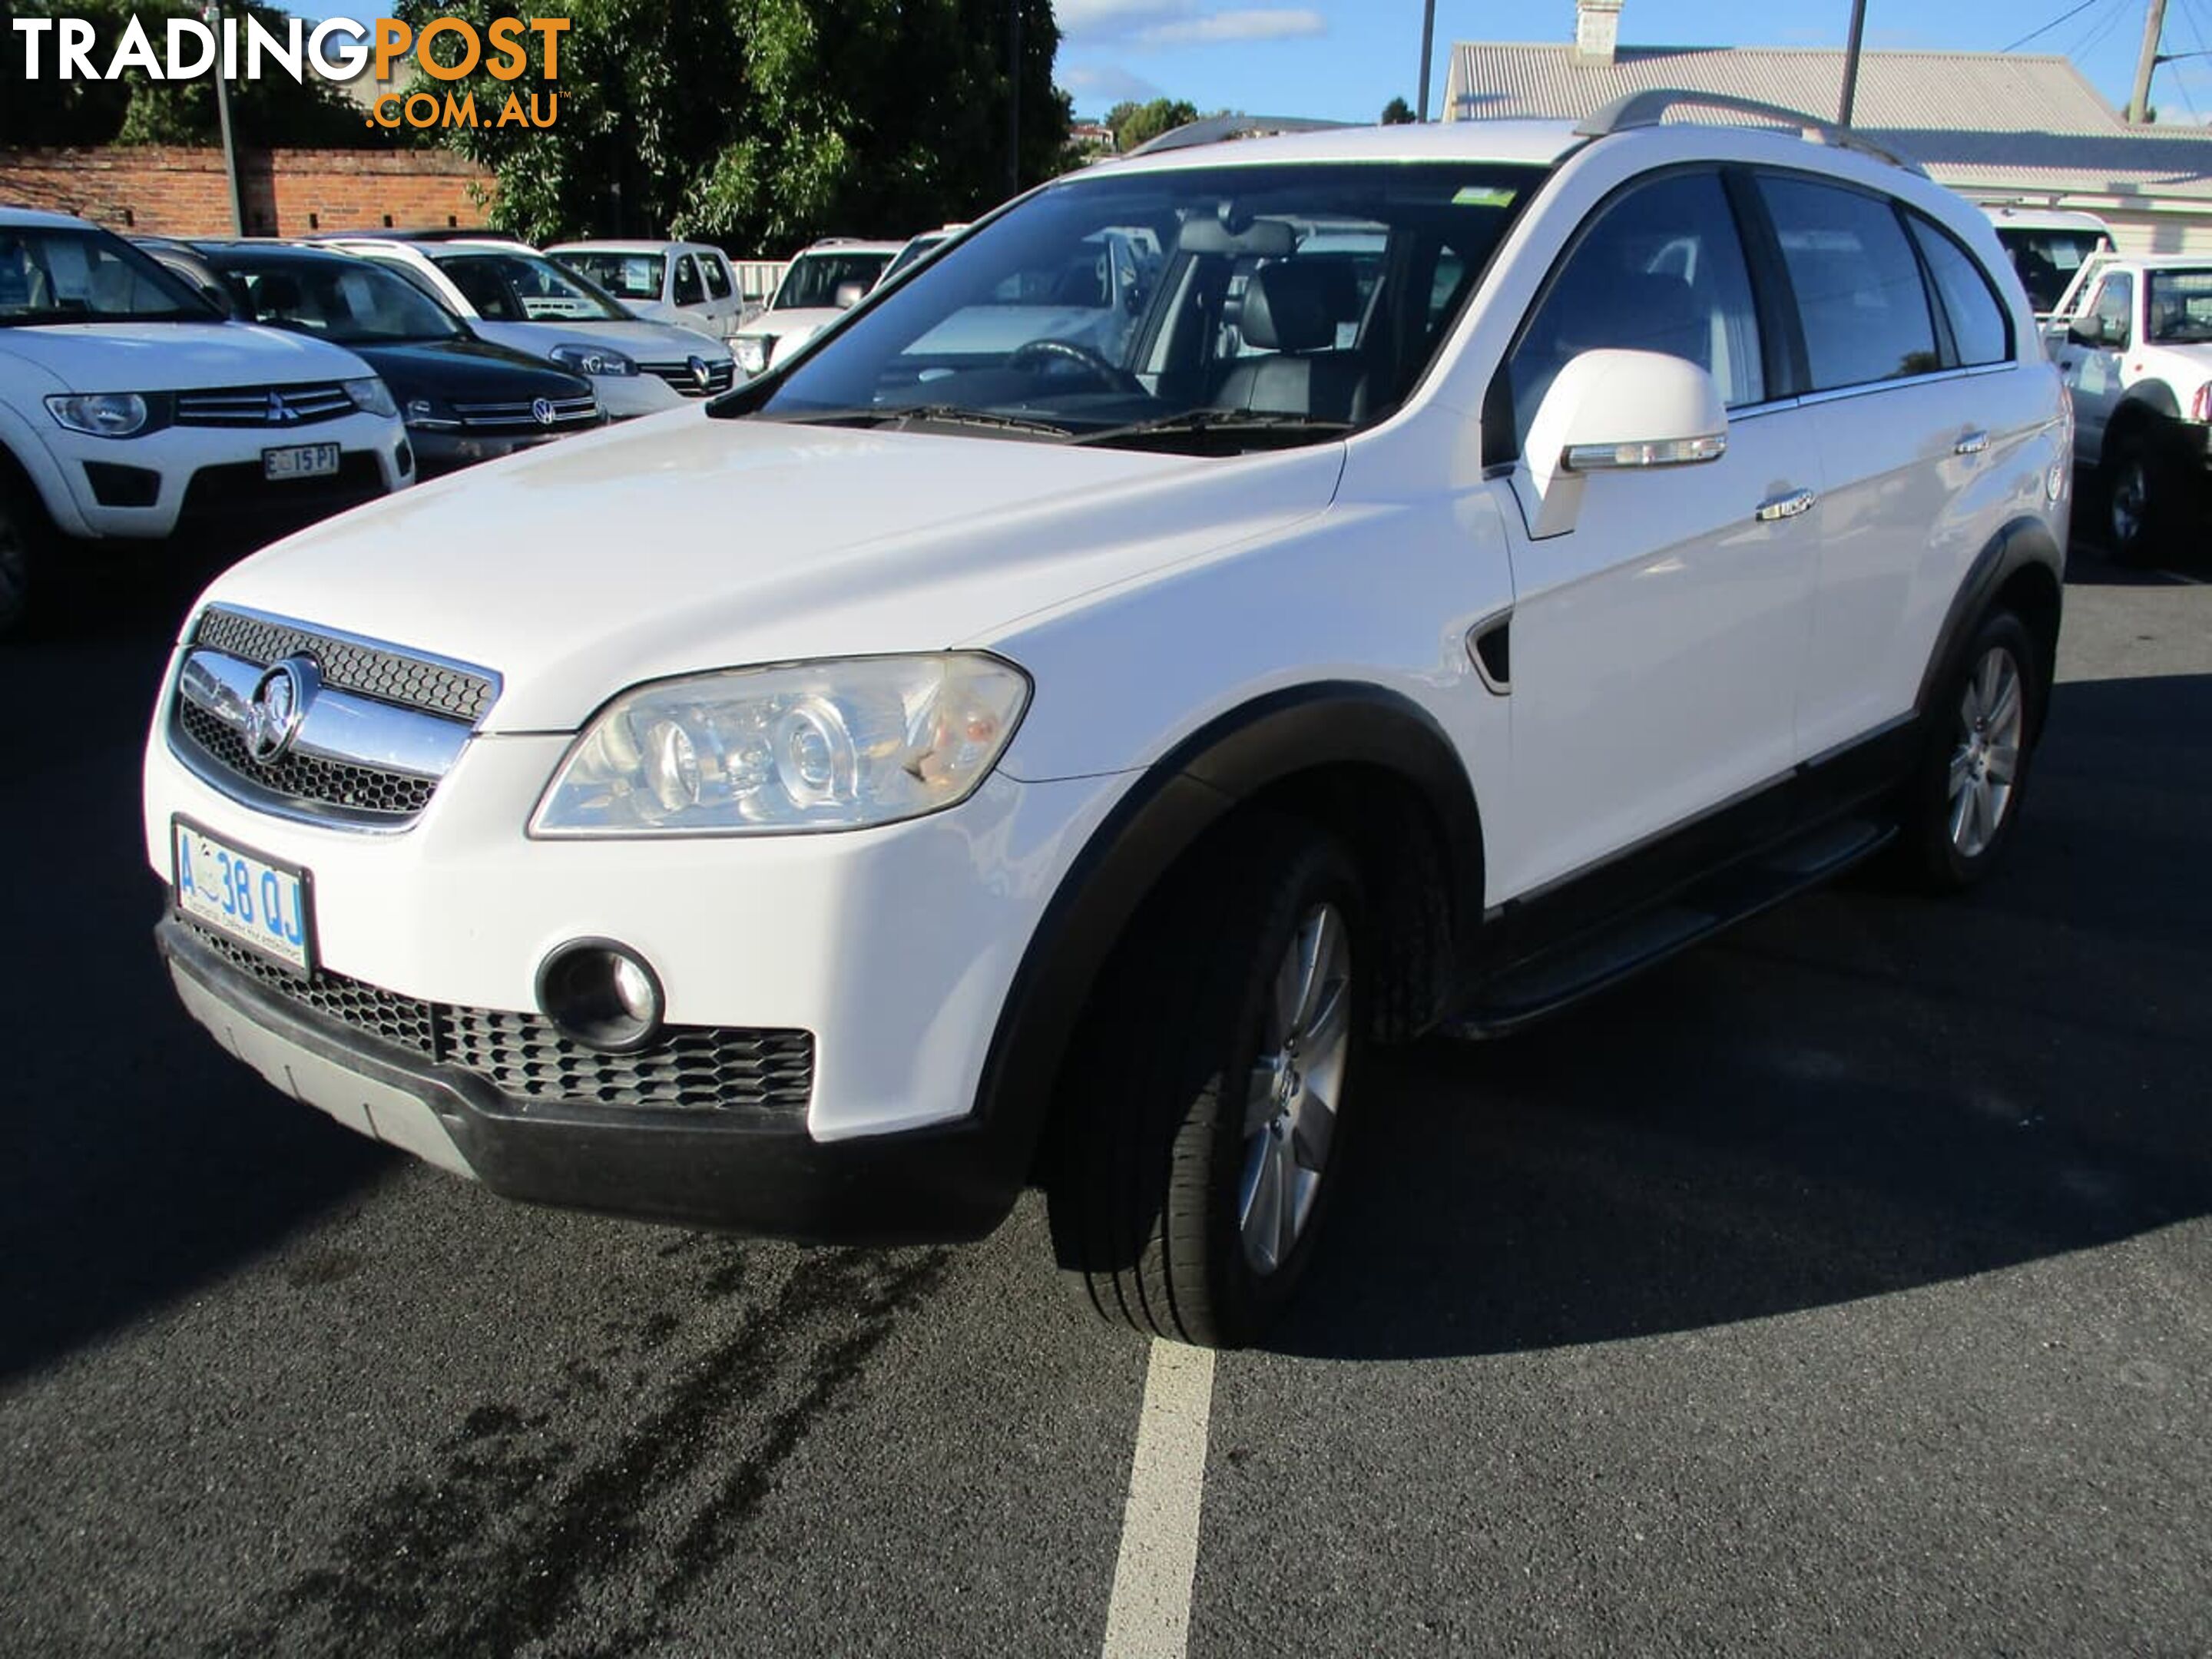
top-left (1237, 902), bottom-right (1351, 1275)
top-left (1948, 644), bottom-right (2025, 859)
top-left (2109, 458), bottom-right (2147, 550)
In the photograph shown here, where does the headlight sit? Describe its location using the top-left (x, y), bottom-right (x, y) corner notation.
top-left (45, 392), bottom-right (149, 438)
top-left (732, 335), bottom-right (770, 376)
top-left (343, 378), bottom-right (398, 419)
top-left (549, 343), bottom-right (638, 377)
top-left (531, 654), bottom-right (1031, 837)
top-left (402, 396), bottom-right (462, 431)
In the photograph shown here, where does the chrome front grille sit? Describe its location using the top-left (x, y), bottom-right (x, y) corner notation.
top-left (193, 608), bottom-right (495, 722)
top-left (185, 920), bottom-right (816, 1114)
top-left (640, 359), bottom-right (736, 397)
top-left (452, 394), bottom-right (599, 432)
top-left (177, 700), bottom-right (438, 820)
top-left (167, 608), bottom-right (497, 831)
top-left (174, 383), bottom-right (356, 427)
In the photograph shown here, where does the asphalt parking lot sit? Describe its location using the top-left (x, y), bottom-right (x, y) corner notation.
top-left (1, 530), bottom-right (2207, 1657)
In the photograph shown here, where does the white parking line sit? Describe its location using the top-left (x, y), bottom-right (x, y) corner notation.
top-left (1101, 1340), bottom-right (1217, 1659)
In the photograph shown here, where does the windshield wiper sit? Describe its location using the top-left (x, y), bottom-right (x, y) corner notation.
top-left (1066, 409), bottom-right (1355, 449)
top-left (770, 403), bottom-right (1076, 439)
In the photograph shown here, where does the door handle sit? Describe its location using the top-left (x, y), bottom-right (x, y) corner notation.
top-left (1954, 431), bottom-right (1989, 455)
top-left (1754, 487), bottom-right (1817, 522)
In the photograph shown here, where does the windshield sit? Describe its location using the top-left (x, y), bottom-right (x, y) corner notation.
top-left (557, 250), bottom-right (665, 302)
top-left (214, 256), bottom-right (465, 344)
top-left (2147, 269), bottom-right (2212, 343)
top-left (1996, 227), bottom-right (2108, 314)
top-left (773, 251), bottom-right (894, 311)
top-left (433, 250), bottom-right (630, 323)
top-left (743, 161), bottom-right (1542, 450)
top-left (883, 235), bottom-right (949, 282)
top-left (0, 225), bottom-right (215, 326)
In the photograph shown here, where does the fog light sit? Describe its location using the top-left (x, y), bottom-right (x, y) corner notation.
top-left (536, 939), bottom-right (664, 1052)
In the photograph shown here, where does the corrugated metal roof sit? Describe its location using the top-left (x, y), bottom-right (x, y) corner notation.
top-left (1447, 45), bottom-right (2131, 133)
top-left (1445, 42), bottom-right (2212, 204)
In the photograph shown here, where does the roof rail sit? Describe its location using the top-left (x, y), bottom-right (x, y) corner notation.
top-left (1572, 89), bottom-right (1926, 174)
top-left (1127, 114), bottom-right (1353, 157)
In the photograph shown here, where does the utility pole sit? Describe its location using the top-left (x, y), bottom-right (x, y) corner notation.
top-left (1416, 0), bottom-right (1436, 121)
top-left (1006, 0), bottom-right (1023, 197)
top-left (2128, 0), bottom-right (2168, 122)
top-left (204, 0), bottom-right (243, 233)
top-left (1836, 0), bottom-right (1869, 127)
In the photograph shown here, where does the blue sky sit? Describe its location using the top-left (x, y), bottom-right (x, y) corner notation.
top-left (1053, 0), bottom-right (2212, 123)
top-left (273, 0), bottom-right (2212, 126)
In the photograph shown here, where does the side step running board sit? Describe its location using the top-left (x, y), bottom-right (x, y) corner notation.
top-left (1440, 816), bottom-right (1895, 1038)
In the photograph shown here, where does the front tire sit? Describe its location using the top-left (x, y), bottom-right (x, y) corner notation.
top-left (1898, 609), bottom-right (2044, 892)
top-left (2103, 432), bottom-right (2184, 565)
top-left (1046, 819), bottom-right (1366, 1348)
top-left (0, 476), bottom-right (50, 642)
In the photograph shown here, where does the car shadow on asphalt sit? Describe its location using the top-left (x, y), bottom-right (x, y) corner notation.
top-left (1271, 670), bottom-right (2212, 1363)
top-left (0, 560), bottom-right (394, 1385)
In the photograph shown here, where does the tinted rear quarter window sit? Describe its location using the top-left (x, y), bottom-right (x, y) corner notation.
top-left (1760, 174), bottom-right (1938, 390)
top-left (1908, 216), bottom-right (2011, 366)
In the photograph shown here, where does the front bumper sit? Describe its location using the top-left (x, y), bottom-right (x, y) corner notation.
top-left (33, 412), bottom-right (411, 540)
top-left (159, 916), bottom-right (1024, 1240)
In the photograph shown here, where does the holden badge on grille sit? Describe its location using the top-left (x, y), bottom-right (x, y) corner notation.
top-left (245, 655), bottom-right (320, 763)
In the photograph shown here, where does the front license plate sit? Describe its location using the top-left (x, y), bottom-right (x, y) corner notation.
top-left (263, 442), bottom-right (342, 482)
top-left (172, 818), bottom-right (314, 974)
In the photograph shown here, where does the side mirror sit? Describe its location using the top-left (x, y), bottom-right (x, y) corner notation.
top-left (1515, 349), bottom-right (1727, 539)
top-left (833, 281), bottom-right (866, 310)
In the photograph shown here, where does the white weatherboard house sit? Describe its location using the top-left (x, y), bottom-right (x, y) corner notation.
top-left (1447, 0), bottom-right (2212, 254)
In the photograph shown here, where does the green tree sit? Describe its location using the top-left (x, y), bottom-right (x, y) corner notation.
top-left (1104, 97), bottom-right (1197, 152)
top-left (399, 0), bottom-right (1070, 251)
top-left (1380, 95), bottom-right (1415, 125)
top-left (0, 0), bottom-right (396, 147)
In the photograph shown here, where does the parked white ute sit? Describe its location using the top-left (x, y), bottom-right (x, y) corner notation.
top-left (545, 240), bottom-right (750, 341)
top-left (323, 237), bottom-right (736, 416)
top-left (146, 98), bottom-right (2069, 1347)
top-left (727, 239), bottom-right (901, 379)
top-left (2045, 250), bottom-right (2212, 561)
top-left (0, 207), bottom-right (409, 638)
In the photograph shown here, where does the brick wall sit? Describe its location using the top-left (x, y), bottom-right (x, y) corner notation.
top-left (0, 147), bottom-right (497, 237)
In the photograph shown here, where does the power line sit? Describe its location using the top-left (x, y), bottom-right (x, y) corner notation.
top-left (2005, 0), bottom-right (2104, 51)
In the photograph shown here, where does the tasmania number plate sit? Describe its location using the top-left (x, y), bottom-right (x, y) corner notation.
top-left (173, 818), bottom-right (314, 974)
top-left (263, 442), bottom-right (342, 482)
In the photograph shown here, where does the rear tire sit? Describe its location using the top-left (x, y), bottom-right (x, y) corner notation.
top-left (1896, 609), bottom-right (2044, 893)
top-left (1046, 817), bottom-right (1366, 1348)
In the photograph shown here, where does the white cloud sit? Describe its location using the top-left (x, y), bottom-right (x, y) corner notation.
top-left (1058, 0), bottom-right (1326, 49)
top-left (1058, 61), bottom-right (1170, 104)
top-left (1057, 0), bottom-right (1185, 35)
top-left (1136, 8), bottom-right (1326, 45)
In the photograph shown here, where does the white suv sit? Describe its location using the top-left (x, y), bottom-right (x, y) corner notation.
top-left (727, 239), bottom-right (902, 379)
top-left (0, 208), bottom-right (410, 637)
top-left (544, 240), bottom-right (750, 341)
top-left (144, 98), bottom-right (2069, 1347)
top-left (323, 238), bottom-right (737, 417)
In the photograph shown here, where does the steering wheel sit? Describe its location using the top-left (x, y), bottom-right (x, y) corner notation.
top-left (1007, 337), bottom-right (1143, 394)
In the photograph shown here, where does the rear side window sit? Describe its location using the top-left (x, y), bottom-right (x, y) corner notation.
top-left (1760, 175), bottom-right (1938, 391)
top-left (1908, 215), bottom-right (2010, 366)
top-left (702, 255), bottom-right (732, 300)
top-left (1505, 169), bottom-right (1766, 454)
